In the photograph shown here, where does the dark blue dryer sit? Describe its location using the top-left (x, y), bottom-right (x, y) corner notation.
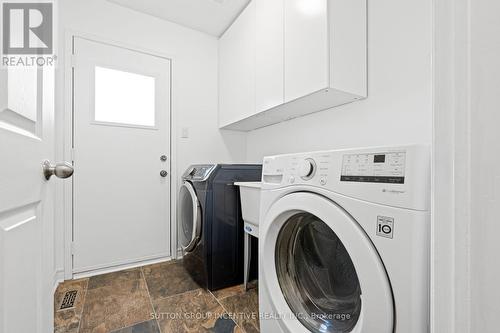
top-left (179, 164), bottom-right (262, 291)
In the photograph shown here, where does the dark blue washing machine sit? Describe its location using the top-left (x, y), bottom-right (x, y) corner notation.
top-left (179, 164), bottom-right (262, 291)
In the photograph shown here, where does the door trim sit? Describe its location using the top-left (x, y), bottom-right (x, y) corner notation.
top-left (62, 30), bottom-right (178, 279)
top-left (431, 0), bottom-right (472, 331)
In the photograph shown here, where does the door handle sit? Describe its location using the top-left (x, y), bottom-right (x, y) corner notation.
top-left (42, 160), bottom-right (74, 180)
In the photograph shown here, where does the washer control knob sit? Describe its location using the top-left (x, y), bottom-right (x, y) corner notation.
top-left (298, 159), bottom-right (316, 179)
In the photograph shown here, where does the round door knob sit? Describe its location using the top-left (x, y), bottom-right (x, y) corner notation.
top-left (42, 160), bottom-right (74, 180)
top-left (298, 159), bottom-right (316, 179)
top-left (160, 170), bottom-right (168, 177)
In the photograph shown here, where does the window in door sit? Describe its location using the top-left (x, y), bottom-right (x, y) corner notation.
top-left (94, 66), bottom-right (156, 128)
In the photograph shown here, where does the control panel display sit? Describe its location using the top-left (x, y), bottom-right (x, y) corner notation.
top-left (192, 166), bottom-right (214, 180)
top-left (182, 165), bottom-right (216, 182)
top-left (341, 152), bottom-right (406, 184)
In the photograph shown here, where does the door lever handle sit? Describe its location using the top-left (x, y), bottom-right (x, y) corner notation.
top-left (42, 160), bottom-right (74, 180)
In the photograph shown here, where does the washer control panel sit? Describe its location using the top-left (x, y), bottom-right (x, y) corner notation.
top-left (340, 152), bottom-right (406, 184)
top-left (262, 146), bottom-right (429, 211)
top-left (182, 164), bottom-right (217, 182)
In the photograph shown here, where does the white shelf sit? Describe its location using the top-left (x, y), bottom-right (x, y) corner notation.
top-left (221, 88), bottom-right (364, 131)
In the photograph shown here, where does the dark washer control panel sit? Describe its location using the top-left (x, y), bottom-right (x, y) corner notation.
top-left (340, 152), bottom-right (406, 184)
top-left (182, 164), bottom-right (217, 182)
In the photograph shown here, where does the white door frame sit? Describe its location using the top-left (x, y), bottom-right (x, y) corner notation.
top-left (431, 0), bottom-right (472, 331)
top-left (61, 30), bottom-right (178, 279)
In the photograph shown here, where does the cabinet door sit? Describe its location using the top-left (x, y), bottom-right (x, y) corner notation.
top-left (219, 1), bottom-right (256, 128)
top-left (256, 0), bottom-right (284, 112)
top-left (284, 0), bottom-right (329, 102)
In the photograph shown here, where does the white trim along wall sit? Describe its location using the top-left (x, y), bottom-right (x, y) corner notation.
top-left (433, 0), bottom-right (500, 330)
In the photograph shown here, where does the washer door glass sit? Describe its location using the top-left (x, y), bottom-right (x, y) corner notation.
top-left (276, 213), bottom-right (362, 333)
top-left (179, 182), bottom-right (201, 252)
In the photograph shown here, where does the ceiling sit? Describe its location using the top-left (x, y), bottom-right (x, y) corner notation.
top-left (106, 0), bottom-right (251, 37)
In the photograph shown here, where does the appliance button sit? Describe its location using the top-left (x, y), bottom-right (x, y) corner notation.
top-left (289, 176), bottom-right (295, 184)
top-left (320, 177), bottom-right (327, 186)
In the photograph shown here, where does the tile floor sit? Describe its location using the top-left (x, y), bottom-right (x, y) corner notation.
top-left (54, 260), bottom-right (259, 333)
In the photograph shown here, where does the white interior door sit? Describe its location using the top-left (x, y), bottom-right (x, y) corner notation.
top-left (72, 37), bottom-right (172, 275)
top-left (0, 65), bottom-right (58, 333)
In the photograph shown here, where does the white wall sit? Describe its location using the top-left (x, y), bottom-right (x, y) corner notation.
top-left (54, 0), bottom-right (247, 277)
top-left (245, 0), bottom-right (432, 162)
top-left (470, 0), bottom-right (500, 331)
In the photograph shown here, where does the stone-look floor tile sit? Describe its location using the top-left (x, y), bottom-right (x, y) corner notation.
top-left (143, 260), bottom-right (200, 301)
top-left (218, 288), bottom-right (260, 333)
top-left (54, 278), bottom-right (89, 333)
top-left (87, 268), bottom-right (143, 290)
top-left (54, 265), bottom-right (259, 333)
top-left (212, 282), bottom-right (257, 302)
top-left (210, 316), bottom-right (241, 333)
top-left (79, 269), bottom-right (154, 333)
top-left (212, 285), bottom-right (246, 301)
top-left (110, 319), bottom-right (161, 333)
top-left (153, 288), bottom-right (232, 333)
top-left (54, 311), bottom-right (80, 333)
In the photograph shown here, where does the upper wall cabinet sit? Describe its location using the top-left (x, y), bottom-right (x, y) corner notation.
top-left (219, 0), bottom-right (367, 131)
top-left (218, 1), bottom-right (256, 128)
top-left (284, 0), bottom-right (329, 102)
top-left (255, 0), bottom-right (284, 113)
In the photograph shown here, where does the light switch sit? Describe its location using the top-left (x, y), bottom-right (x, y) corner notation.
top-left (181, 127), bottom-right (189, 138)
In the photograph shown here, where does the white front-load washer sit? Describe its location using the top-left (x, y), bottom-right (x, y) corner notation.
top-left (259, 145), bottom-right (430, 333)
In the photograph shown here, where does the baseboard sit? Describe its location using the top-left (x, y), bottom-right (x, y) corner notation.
top-left (53, 269), bottom-right (65, 294)
top-left (72, 256), bottom-right (173, 279)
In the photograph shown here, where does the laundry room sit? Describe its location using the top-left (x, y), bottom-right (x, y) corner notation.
top-left (0, 0), bottom-right (499, 333)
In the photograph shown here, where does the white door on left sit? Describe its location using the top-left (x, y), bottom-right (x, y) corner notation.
top-left (0, 65), bottom-right (65, 332)
top-left (71, 37), bottom-right (172, 275)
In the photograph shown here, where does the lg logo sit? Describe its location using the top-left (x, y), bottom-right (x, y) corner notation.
top-left (2, 2), bottom-right (53, 55)
top-left (376, 216), bottom-right (394, 239)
